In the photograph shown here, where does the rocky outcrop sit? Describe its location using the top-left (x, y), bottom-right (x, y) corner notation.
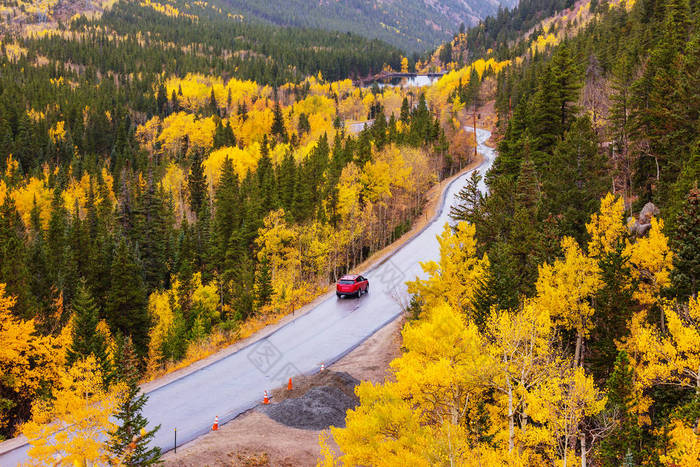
top-left (628, 202), bottom-right (660, 237)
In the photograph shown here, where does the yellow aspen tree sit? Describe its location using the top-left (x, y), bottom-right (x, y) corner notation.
top-left (659, 419), bottom-right (700, 467)
top-left (535, 237), bottom-right (602, 366)
top-left (623, 217), bottom-right (673, 308)
top-left (623, 297), bottom-right (700, 461)
top-left (331, 303), bottom-right (496, 466)
top-left (22, 356), bottom-right (126, 466)
top-left (625, 296), bottom-right (700, 392)
top-left (528, 366), bottom-right (606, 467)
top-left (146, 288), bottom-right (175, 370)
top-left (586, 193), bottom-right (626, 258)
top-left (317, 432), bottom-right (340, 467)
top-left (391, 303), bottom-right (494, 427)
top-left (486, 299), bottom-right (556, 456)
top-left (359, 158), bottom-right (392, 203)
top-left (407, 222), bottom-right (489, 316)
top-left (331, 380), bottom-right (432, 467)
top-left (256, 209), bottom-right (302, 308)
top-left (0, 284), bottom-right (66, 435)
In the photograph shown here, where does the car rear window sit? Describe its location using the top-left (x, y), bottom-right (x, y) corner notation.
top-left (339, 280), bottom-right (354, 285)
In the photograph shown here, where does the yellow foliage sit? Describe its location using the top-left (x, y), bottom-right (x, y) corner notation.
top-left (407, 222), bottom-right (489, 314)
top-left (527, 367), bottom-right (606, 462)
top-left (626, 297), bottom-right (700, 391)
top-left (48, 121), bottom-right (66, 144)
top-left (535, 236), bottom-right (602, 340)
top-left (428, 58), bottom-right (510, 111)
top-left (237, 106), bottom-right (274, 146)
top-left (660, 419), bottom-right (700, 466)
top-left (0, 284), bottom-right (67, 434)
top-left (256, 209), bottom-right (302, 308)
top-left (204, 144), bottom-right (259, 189)
top-left (333, 303), bottom-right (498, 466)
top-left (27, 109), bottom-right (45, 123)
top-left (333, 380), bottom-right (432, 466)
top-left (3, 42), bottom-right (28, 61)
top-left (147, 288), bottom-right (174, 367)
top-left (147, 272), bottom-right (220, 367)
top-left (11, 176), bottom-right (52, 229)
top-left (22, 356), bottom-right (125, 466)
top-left (336, 163), bottom-right (363, 219)
top-left (139, 0), bottom-right (197, 20)
top-left (5, 154), bottom-right (19, 180)
top-left (0, 180), bottom-right (6, 205)
top-left (292, 95), bottom-right (335, 142)
top-left (157, 112), bottom-right (216, 155)
top-left (160, 161), bottom-right (186, 220)
top-left (135, 115), bottom-right (162, 154)
top-left (530, 33), bottom-right (559, 56)
top-left (392, 303), bottom-right (495, 424)
top-left (586, 193), bottom-right (626, 258)
top-left (166, 73), bottom-right (226, 112)
top-left (61, 172), bottom-right (92, 216)
top-left (623, 217), bottom-right (673, 306)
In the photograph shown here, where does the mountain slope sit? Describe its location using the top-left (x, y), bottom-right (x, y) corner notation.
top-left (218, 0), bottom-right (519, 53)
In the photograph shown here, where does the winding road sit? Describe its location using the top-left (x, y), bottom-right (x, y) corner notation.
top-left (0, 128), bottom-right (495, 465)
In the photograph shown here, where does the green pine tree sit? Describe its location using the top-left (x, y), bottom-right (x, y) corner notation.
top-left (213, 158), bottom-right (241, 269)
top-left (67, 280), bottom-right (111, 384)
top-left (254, 258), bottom-right (273, 309)
top-left (108, 337), bottom-right (162, 465)
top-left (449, 170), bottom-right (484, 225)
top-left (598, 351), bottom-right (643, 466)
top-left (545, 115), bottom-right (608, 243)
top-left (670, 186), bottom-right (699, 299)
top-left (106, 238), bottom-right (150, 358)
top-left (188, 148), bottom-right (207, 215)
top-left (271, 101), bottom-right (288, 143)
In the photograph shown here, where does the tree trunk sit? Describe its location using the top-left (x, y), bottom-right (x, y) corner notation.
top-left (654, 156), bottom-right (660, 181)
top-left (580, 432), bottom-right (587, 467)
top-left (507, 376), bottom-right (514, 453)
top-left (574, 331), bottom-right (583, 367)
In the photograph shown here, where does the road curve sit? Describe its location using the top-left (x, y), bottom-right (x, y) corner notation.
top-left (0, 128), bottom-right (495, 465)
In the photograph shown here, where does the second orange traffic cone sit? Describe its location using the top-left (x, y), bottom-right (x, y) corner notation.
top-left (212, 415), bottom-right (219, 431)
top-left (263, 390), bottom-right (270, 404)
top-left (287, 377), bottom-right (293, 391)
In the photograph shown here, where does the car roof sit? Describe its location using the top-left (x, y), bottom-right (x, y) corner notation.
top-left (340, 274), bottom-right (359, 280)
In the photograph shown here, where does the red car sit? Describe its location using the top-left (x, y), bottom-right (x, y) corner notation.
top-left (336, 274), bottom-right (369, 298)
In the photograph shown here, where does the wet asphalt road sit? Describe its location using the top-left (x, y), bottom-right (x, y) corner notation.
top-left (0, 128), bottom-right (494, 465)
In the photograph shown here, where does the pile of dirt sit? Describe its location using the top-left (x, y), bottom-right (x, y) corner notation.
top-left (270, 370), bottom-right (360, 402)
top-left (259, 371), bottom-right (360, 430)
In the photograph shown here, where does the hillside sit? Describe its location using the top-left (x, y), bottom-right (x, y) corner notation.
top-left (1, 0), bottom-right (404, 83)
top-left (218, 0), bottom-right (519, 53)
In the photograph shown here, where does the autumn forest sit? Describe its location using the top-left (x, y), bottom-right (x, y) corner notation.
top-left (0, 0), bottom-right (698, 464)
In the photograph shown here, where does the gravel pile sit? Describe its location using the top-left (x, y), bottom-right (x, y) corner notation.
top-left (258, 371), bottom-right (360, 430)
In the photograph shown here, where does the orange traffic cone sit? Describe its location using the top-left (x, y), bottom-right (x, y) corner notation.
top-left (287, 377), bottom-right (293, 391)
top-left (212, 415), bottom-right (219, 431)
top-left (263, 390), bottom-right (270, 404)
top-left (320, 363), bottom-right (326, 372)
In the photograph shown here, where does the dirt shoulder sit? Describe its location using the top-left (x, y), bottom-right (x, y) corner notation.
top-left (162, 318), bottom-right (404, 466)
